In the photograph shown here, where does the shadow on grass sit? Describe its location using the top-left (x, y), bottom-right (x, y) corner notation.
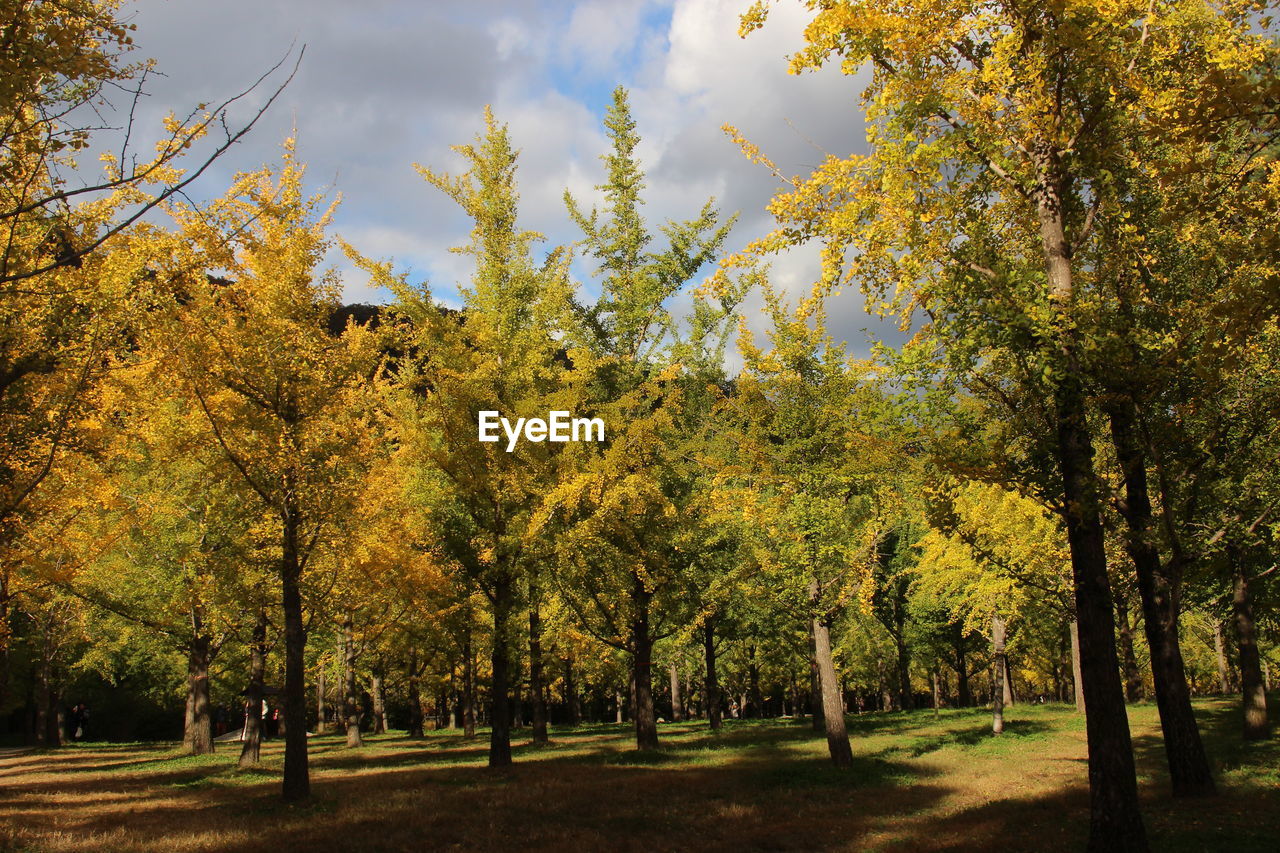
top-left (6, 700), bottom-right (1279, 852)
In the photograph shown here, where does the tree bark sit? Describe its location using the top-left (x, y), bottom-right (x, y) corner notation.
top-left (1003, 656), bottom-right (1015, 706)
top-left (669, 662), bottom-right (684, 722)
top-left (1213, 622), bottom-right (1231, 695)
top-left (528, 579), bottom-right (549, 744)
top-left (703, 619), bottom-right (721, 731)
top-left (564, 657), bottom-right (581, 725)
top-left (316, 668), bottom-right (328, 734)
top-left (812, 609), bottom-right (853, 768)
top-left (1106, 398), bottom-right (1214, 796)
top-left (631, 575), bottom-right (659, 750)
top-left (280, 508), bottom-right (310, 801)
top-left (1232, 564), bottom-right (1270, 740)
top-left (407, 650), bottom-right (424, 738)
top-left (808, 620), bottom-right (825, 728)
top-left (1116, 597), bottom-right (1144, 702)
top-left (1070, 619), bottom-right (1086, 713)
top-left (931, 668), bottom-right (941, 716)
top-left (240, 609), bottom-right (268, 767)
top-left (488, 574), bottom-right (514, 767)
top-left (952, 622), bottom-right (973, 707)
top-left (463, 633), bottom-right (477, 738)
top-left (372, 667), bottom-right (387, 735)
top-left (343, 612), bottom-right (363, 748)
top-left (183, 634), bottom-right (215, 755)
top-left (992, 615), bottom-right (1007, 735)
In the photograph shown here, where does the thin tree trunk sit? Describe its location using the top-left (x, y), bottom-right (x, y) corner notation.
top-left (953, 623), bottom-right (973, 707)
top-left (280, 508), bottom-right (310, 801)
top-left (1071, 619), bottom-right (1086, 713)
top-left (808, 620), bottom-right (824, 729)
top-left (812, 607), bottom-right (853, 768)
top-left (931, 667), bottom-right (941, 716)
top-left (316, 668), bottom-right (328, 734)
top-left (1232, 564), bottom-right (1270, 740)
top-left (1107, 397), bottom-right (1214, 796)
top-left (528, 578), bottom-right (549, 744)
top-left (564, 657), bottom-right (581, 725)
top-left (669, 662), bottom-right (684, 722)
top-left (992, 615), bottom-right (1007, 735)
top-left (615, 688), bottom-right (624, 724)
top-left (372, 667), bottom-right (387, 735)
top-left (463, 633), bottom-right (477, 738)
top-left (343, 612), bottom-right (363, 748)
top-left (407, 650), bottom-right (424, 738)
top-left (1116, 597), bottom-right (1144, 702)
top-left (240, 610), bottom-right (268, 767)
top-left (183, 634), bottom-right (215, 755)
top-left (489, 574), bottom-right (514, 767)
top-left (1003, 656), bottom-right (1015, 706)
top-left (703, 619), bottom-right (721, 731)
top-left (1213, 622), bottom-right (1231, 695)
top-left (631, 575), bottom-right (659, 750)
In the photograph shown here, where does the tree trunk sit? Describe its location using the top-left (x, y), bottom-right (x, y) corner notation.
top-left (280, 509), bottom-right (310, 801)
top-left (1003, 656), bottom-right (1015, 706)
top-left (808, 620), bottom-right (824, 729)
top-left (747, 646), bottom-right (764, 718)
top-left (407, 650), bottom-right (424, 738)
top-left (812, 608), bottom-right (853, 768)
top-left (615, 688), bottom-right (624, 724)
top-left (240, 610), bottom-right (268, 767)
top-left (703, 619), bottom-right (721, 731)
top-left (1232, 565), bottom-right (1270, 740)
top-left (631, 575), bottom-right (659, 750)
top-left (564, 657), bottom-right (581, 725)
top-left (372, 667), bottom-right (387, 735)
top-left (488, 574), bottom-right (514, 767)
top-left (463, 633), bottom-right (477, 738)
top-left (1070, 619), bottom-right (1086, 713)
top-left (931, 668), bottom-right (941, 716)
top-left (528, 579), bottom-right (549, 744)
top-left (952, 622), bottom-right (973, 707)
top-left (1213, 622), bottom-right (1231, 695)
top-left (896, 635), bottom-right (913, 711)
top-left (316, 668), bottom-right (328, 734)
top-left (669, 662), bottom-right (684, 722)
top-left (1106, 397), bottom-right (1214, 796)
top-left (183, 634), bottom-right (215, 755)
top-left (1116, 597), bottom-right (1144, 702)
top-left (36, 650), bottom-right (62, 748)
top-left (342, 612), bottom-right (363, 748)
top-left (1051, 352), bottom-right (1147, 846)
top-left (992, 615), bottom-right (1007, 735)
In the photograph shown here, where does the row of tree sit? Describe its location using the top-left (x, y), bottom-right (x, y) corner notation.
top-left (2, 3), bottom-right (1278, 850)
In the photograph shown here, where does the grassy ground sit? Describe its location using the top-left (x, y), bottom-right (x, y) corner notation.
top-left (1, 698), bottom-right (1276, 852)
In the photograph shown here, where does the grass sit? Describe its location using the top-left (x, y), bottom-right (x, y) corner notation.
top-left (1, 698), bottom-right (1276, 851)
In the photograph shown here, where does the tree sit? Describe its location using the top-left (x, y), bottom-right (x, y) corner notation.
top-left (361, 107), bottom-right (573, 767)
top-left (737, 1), bottom-right (1277, 843)
top-left (155, 142), bottom-right (381, 799)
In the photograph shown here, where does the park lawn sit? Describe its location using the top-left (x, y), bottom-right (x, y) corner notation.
top-left (1, 698), bottom-right (1276, 852)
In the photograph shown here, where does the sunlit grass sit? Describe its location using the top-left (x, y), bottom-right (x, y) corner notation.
top-left (1, 698), bottom-right (1276, 851)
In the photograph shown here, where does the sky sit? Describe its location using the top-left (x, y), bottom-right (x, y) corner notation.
top-left (98, 0), bottom-right (907, 363)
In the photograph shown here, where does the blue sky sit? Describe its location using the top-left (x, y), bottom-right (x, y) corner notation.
top-left (100, 0), bottom-right (906, 362)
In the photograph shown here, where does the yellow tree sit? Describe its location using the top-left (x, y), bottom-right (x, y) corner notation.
top-left (735, 1), bottom-right (1278, 843)
top-left (153, 142), bottom-right (381, 799)
top-left (358, 108), bottom-right (573, 767)
top-left (718, 277), bottom-right (899, 767)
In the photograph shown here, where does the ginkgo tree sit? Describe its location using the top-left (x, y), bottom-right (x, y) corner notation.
top-left (735, 1), bottom-right (1279, 844)
top-left (153, 142), bottom-right (382, 800)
